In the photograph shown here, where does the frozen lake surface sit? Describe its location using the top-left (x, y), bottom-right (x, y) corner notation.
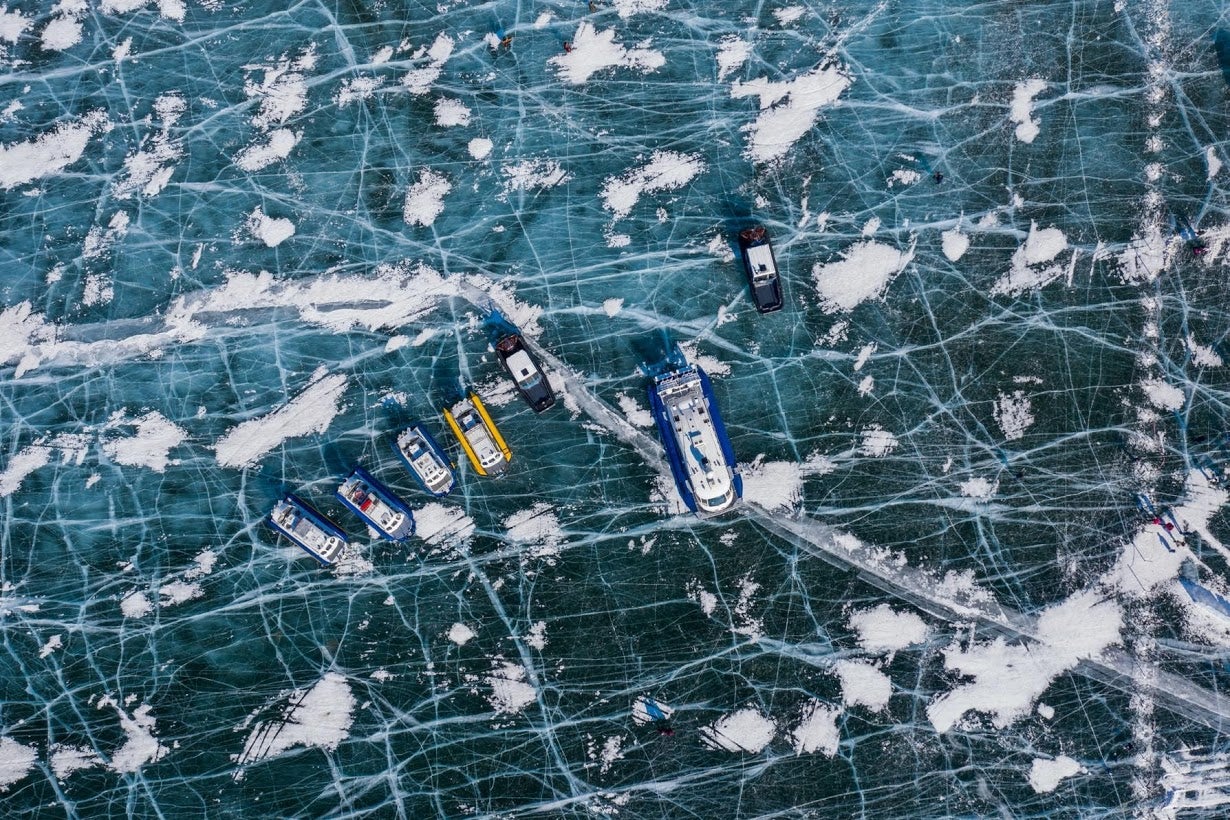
top-left (2, 0), bottom-right (1230, 816)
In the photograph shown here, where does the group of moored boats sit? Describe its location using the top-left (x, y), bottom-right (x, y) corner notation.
top-left (268, 333), bottom-right (548, 565)
top-left (270, 227), bottom-right (781, 565)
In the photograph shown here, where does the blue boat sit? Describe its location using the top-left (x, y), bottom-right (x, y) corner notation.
top-left (393, 424), bottom-right (456, 496)
top-left (268, 494), bottom-right (350, 565)
top-left (648, 364), bottom-right (742, 515)
top-left (335, 467), bottom-right (416, 541)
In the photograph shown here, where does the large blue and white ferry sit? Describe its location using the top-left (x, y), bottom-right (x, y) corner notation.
top-left (394, 424), bottom-right (456, 496)
top-left (335, 467), bottom-right (416, 541)
top-left (648, 365), bottom-right (742, 515)
top-left (268, 494), bottom-right (350, 565)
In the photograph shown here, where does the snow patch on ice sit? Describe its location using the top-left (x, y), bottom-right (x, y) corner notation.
top-left (468, 137), bottom-right (493, 160)
top-left (1009, 79), bottom-right (1046, 143)
top-left (715, 35), bottom-right (750, 82)
top-left (448, 623), bottom-right (475, 646)
top-left (0, 737), bottom-right (37, 791)
top-left (549, 23), bottom-right (665, 85)
top-left (434, 97), bottom-right (470, 127)
top-left (848, 604), bottom-right (928, 654)
top-left (991, 222), bottom-right (1069, 296)
top-left (927, 589), bottom-right (1122, 732)
top-left (486, 662), bottom-right (536, 714)
top-left (97, 697), bottom-right (168, 773)
top-left (942, 227), bottom-right (970, 261)
top-left (214, 372), bottom-right (348, 468)
top-left (700, 706), bottom-right (776, 753)
top-left (102, 410), bottom-right (187, 472)
top-left (812, 239), bottom-right (916, 312)
top-left (1029, 755), bottom-right (1084, 793)
top-left (616, 392), bottom-right (653, 427)
top-left (1141, 377), bottom-right (1184, 411)
top-left (994, 390), bottom-right (1034, 441)
top-left (403, 168), bottom-right (451, 227)
top-left (600, 150), bottom-right (704, 219)
top-left (403, 34), bottom-right (454, 95)
top-left (235, 672), bottom-right (354, 768)
top-left (789, 699), bottom-right (840, 756)
top-left (833, 660), bottom-right (891, 711)
top-left (0, 110), bottom-right (108, 190)
top-left (731, 62), bottom-right (852, 164)
top-left (858, 425), bottom-right (898, 457)
top-left (245, 207), bottom-right (295, 247)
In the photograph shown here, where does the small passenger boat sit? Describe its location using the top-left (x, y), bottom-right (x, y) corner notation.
top-left (737, 225), bottom-right (784, 313)
top-left (495, 333), bottom-right (556, 413)
top-left (394, 424), bottom-right (456, 497)
top-left (443, 393), bottom-right (511, 476)
top-left (335, 467), bottom-right (416, 541)
top-left (268, 494), bottom-right (350, 565)
top-left (648, 365), bottom-right (742, 515)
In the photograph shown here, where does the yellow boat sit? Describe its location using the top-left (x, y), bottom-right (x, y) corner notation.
top-left (443, 392), bottom-right (511, 476)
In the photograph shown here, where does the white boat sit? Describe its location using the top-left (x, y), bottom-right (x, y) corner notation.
top-left (394, 425), bottom-right (455, 496)
top-left (335, 467), bottom-right (415, 541)
top-left (648, 366), bottom-right (741, 515)
top-left (268, 495), bottom-right (349, 565)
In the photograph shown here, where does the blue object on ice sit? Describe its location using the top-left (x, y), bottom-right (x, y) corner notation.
top-left (644, 698), bottom-right (667, 722)
top-left (1179, 576), bottom-right (1230, 619)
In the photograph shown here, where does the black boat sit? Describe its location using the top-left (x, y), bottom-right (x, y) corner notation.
top-left (737, 226), bottom-right (784, 313)
top-left (495, 334), bottom-right (556, 413)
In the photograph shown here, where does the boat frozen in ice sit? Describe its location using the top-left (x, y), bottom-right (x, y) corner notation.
top-left (737, 225), bottom-right (784, 313)
top-left (394, 424), bottom-right (456, 497)
top-left (648, 365), bottom-right (742, 515)
top-left (495, 333), bottom-right (556, 413)
top-left (335, 467), bottom-right (416, 541)
top-left (443, 392), bottom-right (512, 476)
top-left (268, 494), bottom-right (350, 565)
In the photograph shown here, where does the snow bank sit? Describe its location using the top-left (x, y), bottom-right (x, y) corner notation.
top-left (549, 23), bottom-right (664, 85)
top-left (927, 589), bottom-right (1122, 732)
top-left (731, 63), bottom-right (852, 163)
top-left (812, 239), bottom-right (915, 312)
top-left (848, 604), bottom-right (928, 653)
top-left (214, 371), bottom-right (348, 468)
top-left (235, 672), bottom-right (355, 766)
top-left (700, 706), bottom-right (776, 752)
top-left (0, 110), bottom-right (108, 189)
top-left (600, 150), bottom-right (704, 219)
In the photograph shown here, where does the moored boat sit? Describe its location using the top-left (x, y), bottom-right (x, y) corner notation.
top-left (394, 424), bottom-right (456, 496)
top-left (648, 365), bottom-right (742, 515)
top-left (495, 333), bottom-right (556, 413)
top-left (335, 467), bottom-right (416, 541)
top-left (737, 225), bottom-right (784, 313)
top-left (268, 494), bottom-right (350, 565)
top-left (443, 393), bottom-right (511, 476)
